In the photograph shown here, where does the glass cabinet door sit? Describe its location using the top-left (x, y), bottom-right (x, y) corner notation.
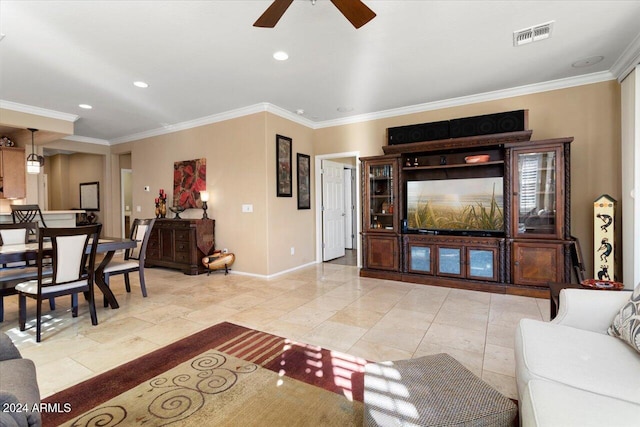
top-left (367, 161), bottom-right (396, 231)
top-left (437, 246), bottom-right (462, 277)
top-left (513, 147), bottom-right (562, 238)
top-left (408, 245), bottom-right (433, 274)
top-left (467, 248), bottom-right (498, 281)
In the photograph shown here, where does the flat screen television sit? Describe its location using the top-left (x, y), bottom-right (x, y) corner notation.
top-left (406, 177), bottom-right (504, 235)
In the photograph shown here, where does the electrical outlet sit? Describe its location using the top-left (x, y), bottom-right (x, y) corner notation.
top-left (290, 247), bottom-right (295, 255)
top-left (242, 204), bottom-right (253, 213)
top-left (136, 206), bottom-right (141, 212)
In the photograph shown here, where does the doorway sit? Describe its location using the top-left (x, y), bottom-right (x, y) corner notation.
top-left (315, 152), bottom-right (360, 267)
top-left (121, 169), bottom-right (132, 237)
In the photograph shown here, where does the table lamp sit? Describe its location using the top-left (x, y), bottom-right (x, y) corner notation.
top-left (200, 191), bottom-right (209, 219)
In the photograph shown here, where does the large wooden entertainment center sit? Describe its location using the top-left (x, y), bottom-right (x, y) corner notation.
top-left (360, 130), bottom-right (573, 298)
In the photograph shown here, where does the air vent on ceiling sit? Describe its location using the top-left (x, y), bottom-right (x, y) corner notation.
top-left (513, 21), bottom-right (554, 46)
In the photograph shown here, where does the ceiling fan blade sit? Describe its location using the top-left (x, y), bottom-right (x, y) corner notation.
top-left (253, 0), bottom-right (294, 28)
top-left (330, 0), bottom-right (376, 29)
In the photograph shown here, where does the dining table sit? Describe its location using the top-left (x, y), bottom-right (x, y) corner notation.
top-left (0, 237), bottom-right (136, 309)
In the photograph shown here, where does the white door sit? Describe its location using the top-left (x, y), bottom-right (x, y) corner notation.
top-left (344, 168), bottom-right (355, 249)
top-left (322, 160), bottom-right (346, 261)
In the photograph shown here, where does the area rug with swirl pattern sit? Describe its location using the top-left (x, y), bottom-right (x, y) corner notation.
top-left (42, 322), bottom-right (367, 426)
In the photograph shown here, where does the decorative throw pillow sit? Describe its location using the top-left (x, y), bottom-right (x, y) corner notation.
top-left (608, 283), bottom-right (640, 353)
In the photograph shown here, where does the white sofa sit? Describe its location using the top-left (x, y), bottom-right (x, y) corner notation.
top-left (515, 288), bottom-right (640, 427)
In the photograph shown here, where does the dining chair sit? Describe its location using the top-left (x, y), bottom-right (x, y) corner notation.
top-left (0, 222), bottom-right (31, 245)
top-left (0, 222), bottom-right (54, 323)
top-left (102, 218), bottom-right (155, 306)
top-left (15, 224), bottom-right (102, 342)
top-left (10, 204), bottom-right (47, 242)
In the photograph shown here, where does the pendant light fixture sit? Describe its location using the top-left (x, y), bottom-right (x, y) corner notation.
top-left (26, 128), bottom-right (41, 174)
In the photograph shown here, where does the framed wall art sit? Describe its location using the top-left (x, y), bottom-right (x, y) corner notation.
top-left (276, 134), bottom-right (292, 197)
top-left (80, 181), bottom-right (100, 211)
top-left (174, 158), bottom-right (206, 208)
top-left (297, 153), bottom-right (311, 209)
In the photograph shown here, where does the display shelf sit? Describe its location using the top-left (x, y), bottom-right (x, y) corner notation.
top-left (402, 160), bottom-right (504, 171)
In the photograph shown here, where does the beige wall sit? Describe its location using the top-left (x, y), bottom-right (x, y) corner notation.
top-left (46, 152), bottom-right (105, 224)
top-left (45, 154), bottom-right (71, 209)
top-left (0, 108), bottom-right (74, 142)
top-left (265, 114), bottom-right (316, 273)
top-left (314, 80), bottom-right (622, 277)
top-left (111, 113), bottom-right (271, 275)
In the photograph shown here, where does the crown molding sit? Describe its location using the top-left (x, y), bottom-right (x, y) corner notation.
top-left (109, 104), bottom-right (271, 144)
top-left (611, 32), bottom-right (640, 82)
top-left (263, 103), bottom-right (317, 129)
top-left (315, 71), bottom-right (615, 129)
top-left (63, 135), bottom-right (110, 145)
top-left (109, 102), bottom-right (316, 145)
top-left (0, 99), bottom-right (79, 122)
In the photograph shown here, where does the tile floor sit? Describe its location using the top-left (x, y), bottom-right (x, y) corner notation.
top-left (0, 260), bottom-right (550, 400)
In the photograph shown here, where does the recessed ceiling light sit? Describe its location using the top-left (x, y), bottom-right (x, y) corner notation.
top-left (337, 106), bottom-right (354, 113)
top-left (133, 81), bottom-right (149, 88)
top-left (571, 56), bottom-right (604, 68)
top-left (273, 51), bottom-right (289, 61)
top-left (79, 104), bottom-right (93, 109)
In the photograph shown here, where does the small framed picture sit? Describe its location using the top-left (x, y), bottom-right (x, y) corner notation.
top-left (297, 153), bottom-right (311, 209)
top-left (276, 135), bottom-right (292, 197)
top-left (80, 182), bottom-right (100, 211)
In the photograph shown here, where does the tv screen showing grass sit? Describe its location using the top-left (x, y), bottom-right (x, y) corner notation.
top-left (407, 177), bottom-right (504, 232)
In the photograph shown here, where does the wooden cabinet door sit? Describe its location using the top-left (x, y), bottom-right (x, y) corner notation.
top-left (159, 227), bottom-right (175, 262)
top-left (512, 241), bottom-right (564, 286)
top-left (365, 235), bottom-right (399, 271)
top-left (0, 148), bottom-right (26, 199)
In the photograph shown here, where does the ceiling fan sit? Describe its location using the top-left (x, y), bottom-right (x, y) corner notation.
top-left (254, 0), bottom-right (376, 29)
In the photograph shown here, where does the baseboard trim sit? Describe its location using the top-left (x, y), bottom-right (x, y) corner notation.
top-left (229, 261), bottom-right (320, 280)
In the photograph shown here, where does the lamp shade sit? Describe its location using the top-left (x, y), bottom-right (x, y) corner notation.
top-left (200, 191), bottom-right (210, 202)
top-left (26, 155), bottom-right (40, 174)
top-left (26, 128), bottom-right (40, 174)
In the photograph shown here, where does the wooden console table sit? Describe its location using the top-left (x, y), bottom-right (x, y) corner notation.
top-left (145, 218), bottom-right (215, 275)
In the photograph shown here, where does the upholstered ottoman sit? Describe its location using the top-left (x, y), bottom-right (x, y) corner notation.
top-left (364, 353), bottom-right (517, 426)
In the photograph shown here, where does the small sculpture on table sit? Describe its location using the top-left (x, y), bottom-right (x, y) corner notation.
top-left (169, 205), bottom-right (186, 219)
top-left (202, 250), bottom-right (235, 275)
top-left (155, 189), bottom-right (167, 218)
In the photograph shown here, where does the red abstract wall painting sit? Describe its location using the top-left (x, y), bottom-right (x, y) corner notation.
top-left (173, 158), bottom-right (206, 209)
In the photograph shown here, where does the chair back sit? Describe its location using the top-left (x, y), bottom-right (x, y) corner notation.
top-left (38, 224), bottom-right (102, 291)
top-left (0, 222), bottom-right (37, 246)
top-left (11, 204), bottom-right (47, 227)
top-left (126, 218), bottom-right (155, 261)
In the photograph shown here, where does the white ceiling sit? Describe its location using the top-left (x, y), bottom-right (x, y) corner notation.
top-left (1, 0), bottom-right (640, 144)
